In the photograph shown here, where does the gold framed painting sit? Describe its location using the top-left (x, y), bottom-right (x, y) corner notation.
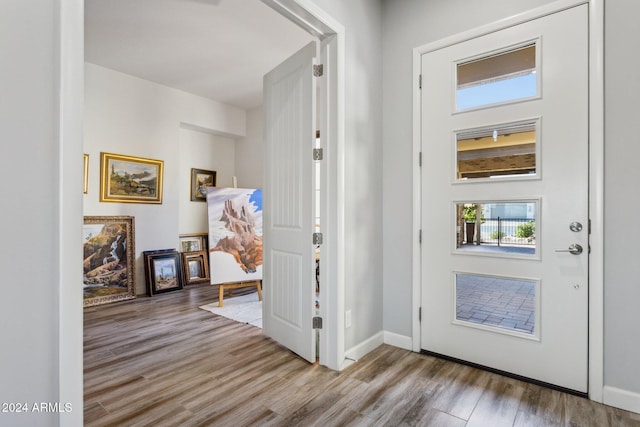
top-left (100, 152), bottom-right (164, 204)
top-left (83, 216), bottom-right (136, 307)
top-left (83, 153), bottom-right (89, 194)
top-left (190, 168), bottom-right (216, 201)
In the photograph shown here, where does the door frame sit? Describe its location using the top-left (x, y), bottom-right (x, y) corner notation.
top-left (261, 0), bottom-right (346, 371)
top-left (411, 0), bottom-right (604, 401)
top-left (57, 1), bottom-right (346, 424)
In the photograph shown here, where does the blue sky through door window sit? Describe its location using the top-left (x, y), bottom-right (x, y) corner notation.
top-left (457, 73), bottom-right (536, 110)
top-left (456, 44), bottom-right (537, 110)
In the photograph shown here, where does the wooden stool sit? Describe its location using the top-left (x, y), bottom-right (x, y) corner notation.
top-left (218, 280), bottom-right (262, 307)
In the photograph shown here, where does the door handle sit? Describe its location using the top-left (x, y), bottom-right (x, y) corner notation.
top-left (555, 244), bottom-right (583, 255)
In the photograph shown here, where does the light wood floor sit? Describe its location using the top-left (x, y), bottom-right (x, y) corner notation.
top-left (84, 284), bottom-right (640, 427)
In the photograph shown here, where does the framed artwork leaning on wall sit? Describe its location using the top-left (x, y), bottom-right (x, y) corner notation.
top-left (83, 216), bottom-right (136, 307)
top-left (143, 249), bottom-right (184, 296)
top-left (181, 250), bottom-right (210, 285)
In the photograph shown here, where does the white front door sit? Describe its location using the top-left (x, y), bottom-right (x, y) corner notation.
top-left (263, 42), bottom-right (317, 363)
top-left (421, 5), bottom-right (589, 392)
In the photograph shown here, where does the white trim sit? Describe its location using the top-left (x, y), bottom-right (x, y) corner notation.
top-left (412, 0), bottom-right (604, 401)
top-left (383, 331), bottom-right (413, 351)
top-left (411, 33), bottom-right (422, 354)
top-left (414, 0), bottom-right (589, 55)
top-left (345, 331), bottom-right (384, 362)
top-left (262, 0), bottom-right (346, 372)
top-left (587, 0), bottom-right (605, 404)
top-left (261, 0), bottom-right (335, 39)
top-left (57, 0), bottom-right (84, 425)
top-left (604, 386), bottom-right (640, 415)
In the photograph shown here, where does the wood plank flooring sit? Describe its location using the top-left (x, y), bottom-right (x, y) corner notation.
top-left (84, 284), bottom-right (640, 426)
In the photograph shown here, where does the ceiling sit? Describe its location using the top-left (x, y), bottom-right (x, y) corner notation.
top-left (84, 0), bottom-right (315, 110)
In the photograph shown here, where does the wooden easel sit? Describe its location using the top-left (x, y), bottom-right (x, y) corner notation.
top-left (218, 280), bottom-right (262, 307)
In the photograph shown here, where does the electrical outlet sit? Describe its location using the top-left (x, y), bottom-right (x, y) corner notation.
top-left (345, 309), bottom-right (352, 328)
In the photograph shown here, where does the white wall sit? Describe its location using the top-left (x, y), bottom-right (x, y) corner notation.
top-left (18, 1), bottom-right (640, 423)
top-left (179, 127), bottom-right (235, 234)
top-left (0, 1), bottom-right (83, 425)
top-left (382, 0), bottom-right (640, 411)
top-left (604, 0), bottom-right (640, 407)
top-left (84, 63), bottom-right (245, 295)
top-left (234, 106), bottom-right (264, 189)
top-left (312, 0), bottom-right (384, 352)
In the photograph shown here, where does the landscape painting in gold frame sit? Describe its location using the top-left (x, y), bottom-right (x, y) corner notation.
top-left (100, 152), bottom-right (164, 204)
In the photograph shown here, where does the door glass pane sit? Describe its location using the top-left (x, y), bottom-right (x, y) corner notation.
top-left (457, 44), bottom-right (537, 110)
top-left (455, 273), bottom-right (538, 338)
top-left (456, 121), bottom-right (537, 180)
top-left (455, 201), bottom-right (537, 257)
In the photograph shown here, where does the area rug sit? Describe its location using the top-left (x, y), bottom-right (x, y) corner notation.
top-left (198, 292), bottom-right (262, 328)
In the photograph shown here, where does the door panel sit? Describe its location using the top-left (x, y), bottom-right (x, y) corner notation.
top-left (263, 42), bottom-right (317, 363)
top-left (421, 5), bottom-right (588, 392)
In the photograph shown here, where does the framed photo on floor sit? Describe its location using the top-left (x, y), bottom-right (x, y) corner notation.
top-left (181, 250), bottom-right (210, 285)
top-left (179, 233), bottom-right (209, 254)
top-left (143, 249), bottom-right (183, 295)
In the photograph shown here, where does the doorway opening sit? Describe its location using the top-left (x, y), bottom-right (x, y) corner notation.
top-left (82, 0), bottom-right (344, 372)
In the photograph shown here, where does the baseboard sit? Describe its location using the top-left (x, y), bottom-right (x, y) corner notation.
top-left (344, 331), bottom-right (384, 362)
top-left (603, 385), bottom-right (640, 414)
top-left (383, 330), bottom-right (413, 351)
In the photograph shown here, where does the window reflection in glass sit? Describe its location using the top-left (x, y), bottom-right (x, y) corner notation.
top-left (456, 122), bottom-right (537, 180)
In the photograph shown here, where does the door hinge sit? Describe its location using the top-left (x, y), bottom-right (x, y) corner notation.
top-left (313, 316), bottom-right (323, 329)
top-left (313, 232), bottom-right (323, 245)
top-left (313, 64), bottom-right (324, 77)
top-left (313, 148), bottom-right (323, 160)
top-left (419, 74), bottom-right (422, 90)
top-left (419, 151), bottom-right (422, 167)
top-left (419, 307), bottom-right (422, 322)
top-left (588, 219), bottom-right (591, 234)
top-left (419, 229), bottom-right (422, 244)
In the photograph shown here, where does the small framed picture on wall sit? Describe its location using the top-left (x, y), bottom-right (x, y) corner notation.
top-left (190, 168), bottom-right (216, 201)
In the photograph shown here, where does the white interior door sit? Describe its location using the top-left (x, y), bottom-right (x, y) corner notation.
top-left (421, 5), bottom-right (589, 392)
top-left (263, 41), bottom-right (317, 363)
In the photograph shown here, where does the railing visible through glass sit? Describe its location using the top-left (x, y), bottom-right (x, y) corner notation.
top-left (455, 201), bottom-right (537, 257)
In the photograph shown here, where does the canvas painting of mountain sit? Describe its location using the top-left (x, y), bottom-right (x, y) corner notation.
top-left (207, 188), bottom-right (263, 285)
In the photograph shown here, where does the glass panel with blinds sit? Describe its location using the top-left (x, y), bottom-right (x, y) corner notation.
top-left (456, 43), bottom-right (538, 110)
